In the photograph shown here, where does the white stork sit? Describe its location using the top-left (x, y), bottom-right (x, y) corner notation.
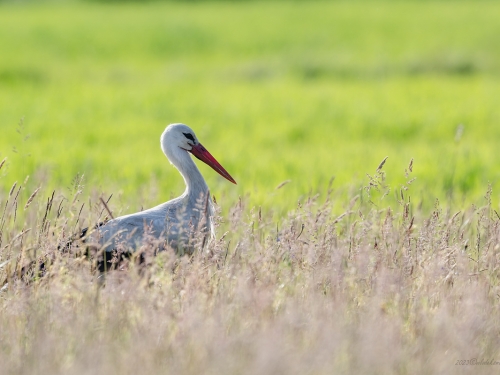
top-left (86, 123), bottom-right (236, 263)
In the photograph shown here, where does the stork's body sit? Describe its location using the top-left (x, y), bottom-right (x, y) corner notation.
top-left (87, 124), bottom-right (236, 255)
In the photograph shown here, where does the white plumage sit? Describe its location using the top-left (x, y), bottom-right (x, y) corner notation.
top-left (87, 123), bottom-right (236, 256)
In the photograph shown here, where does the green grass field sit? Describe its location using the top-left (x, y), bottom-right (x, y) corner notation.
top-left (1, 0), bottom-right (500, 213)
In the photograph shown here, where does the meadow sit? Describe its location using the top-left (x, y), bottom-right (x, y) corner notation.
top-left (1, 0), bottom-right (500, 211)
top-left (1, 1), bottom-right (500, 374)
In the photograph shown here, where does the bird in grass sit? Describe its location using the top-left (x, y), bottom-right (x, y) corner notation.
top-left (84, 123), bottom-right (237, 268)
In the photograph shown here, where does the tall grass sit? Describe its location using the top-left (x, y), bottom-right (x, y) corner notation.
top-left (1, 160), bottom-right (499, 374)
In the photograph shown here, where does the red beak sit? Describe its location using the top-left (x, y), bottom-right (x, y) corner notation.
top-left (189, 143), bottom-right (237, 184)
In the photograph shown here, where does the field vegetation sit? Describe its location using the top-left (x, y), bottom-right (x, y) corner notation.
top-left (1, 0), bottom-right (500, 210)
top-left (1, 0), bottom-right (500, 374)
top-left (1, 157), bottom-right (500, 374)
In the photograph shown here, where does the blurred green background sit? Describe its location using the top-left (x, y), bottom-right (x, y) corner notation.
top-left (1, 0), bottom-right (499, 212)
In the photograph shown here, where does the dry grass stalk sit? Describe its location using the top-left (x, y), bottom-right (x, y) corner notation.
top-left (24, 187), bottom-right (40, 210)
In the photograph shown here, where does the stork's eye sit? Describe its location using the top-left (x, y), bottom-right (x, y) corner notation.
top-left (183, 133), bottom-right (195, 142)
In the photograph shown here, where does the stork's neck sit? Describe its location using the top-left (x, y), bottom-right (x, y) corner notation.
top-left (166, 146), bottom-right (209, 201)
top-left (179, 155), bottom-right (209, 200)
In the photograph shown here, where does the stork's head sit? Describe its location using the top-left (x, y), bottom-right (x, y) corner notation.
top-left (161, 123), bottom-right (237, 184)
